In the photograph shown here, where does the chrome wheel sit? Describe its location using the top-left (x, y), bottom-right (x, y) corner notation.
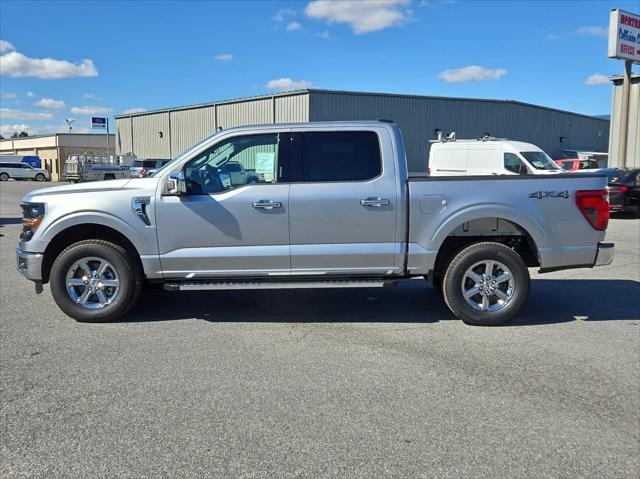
top-left (65, 257), bottom-right (120, 309)
top-left (461, 260), bottom-right (515, 312)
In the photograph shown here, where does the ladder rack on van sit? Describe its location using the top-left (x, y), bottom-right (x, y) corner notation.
top-left (429, 131), bottom-right (508, 143)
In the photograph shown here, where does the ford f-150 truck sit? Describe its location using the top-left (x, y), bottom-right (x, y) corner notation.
top-left (16, 121), bottom-right (614, 325)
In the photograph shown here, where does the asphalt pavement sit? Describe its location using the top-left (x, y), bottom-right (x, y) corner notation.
top-left (1, 181), bottom-right (639, 478)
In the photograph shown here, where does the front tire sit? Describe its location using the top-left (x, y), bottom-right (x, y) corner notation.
top-left (442, 242), bottom-right (530, 326)
top-left (50, 240), bottom-right (142, 322)
top-left (35, 173), bottom-right (46, 181)
top-left (0, 173), bottom-right (9, 181)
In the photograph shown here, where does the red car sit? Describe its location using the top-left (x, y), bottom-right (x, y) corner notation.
top-left (555, 159), bottom-right (601, 171)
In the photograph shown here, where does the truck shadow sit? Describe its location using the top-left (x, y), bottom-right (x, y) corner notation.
top-left (124, 279), bottom-right (640, 325)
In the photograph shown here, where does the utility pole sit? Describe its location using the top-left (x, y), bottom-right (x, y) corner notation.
top-left (106, 118), bottom-right (110, 156)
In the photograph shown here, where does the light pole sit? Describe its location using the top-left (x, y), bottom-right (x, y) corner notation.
top-left (64, 118), bottom-right (76, 133)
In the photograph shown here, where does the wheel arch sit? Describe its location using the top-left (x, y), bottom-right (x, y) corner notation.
top-left (41, 223), bottom-right (143, 284)
top-left (430, 214), bottom-right (542, 284)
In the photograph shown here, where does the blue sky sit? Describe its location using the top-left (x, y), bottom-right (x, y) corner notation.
top-left (1, 0), bottom-right (638, 137)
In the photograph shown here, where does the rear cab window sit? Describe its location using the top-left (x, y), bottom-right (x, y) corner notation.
top-left (291, 131), bottom-right (381, 182)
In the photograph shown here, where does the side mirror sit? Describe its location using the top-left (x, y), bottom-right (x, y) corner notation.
top-left (164, 171), bottom-right (187, 196)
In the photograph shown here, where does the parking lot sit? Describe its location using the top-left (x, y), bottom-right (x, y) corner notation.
top-left (1, 180), bottom-right (639, 477)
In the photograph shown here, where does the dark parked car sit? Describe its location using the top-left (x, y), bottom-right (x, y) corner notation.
top-left (608, 168), bottom-right (640, 216)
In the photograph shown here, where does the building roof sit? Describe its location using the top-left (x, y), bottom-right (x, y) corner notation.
top-left (114, 88), bottom-right (610, 124)
top-left (0, 133), bottom-right (114, 142)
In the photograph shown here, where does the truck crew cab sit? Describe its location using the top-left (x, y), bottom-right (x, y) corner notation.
top-left (16, 121), bottom-right (614, 325)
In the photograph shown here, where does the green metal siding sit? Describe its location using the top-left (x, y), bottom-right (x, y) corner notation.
top-left (309, 91), bottom-right (610, 172)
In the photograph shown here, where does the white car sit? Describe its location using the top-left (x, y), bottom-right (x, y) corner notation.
top-left (0, 161), bottom-right (50, 182)
top-left (428, 137), bottom-right (565, 176)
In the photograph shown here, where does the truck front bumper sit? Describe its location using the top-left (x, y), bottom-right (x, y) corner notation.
top-left (594, 242), bottom-right (615, 267)
top-left (16, 248), bottom-right (43, 282)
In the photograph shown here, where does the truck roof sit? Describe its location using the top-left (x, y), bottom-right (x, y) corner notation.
top-left (218, 120), bottom-right (398, 133)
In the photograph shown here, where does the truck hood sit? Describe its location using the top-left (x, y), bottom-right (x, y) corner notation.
top-left (21, 177), bottom-right (159, 203)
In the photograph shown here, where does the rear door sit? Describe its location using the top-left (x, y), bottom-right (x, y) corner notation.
top-left (288, 128), bottom-right (401, 276)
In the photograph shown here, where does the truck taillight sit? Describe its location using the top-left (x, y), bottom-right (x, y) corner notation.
top-left (576, 190), bottom-right (609, 231)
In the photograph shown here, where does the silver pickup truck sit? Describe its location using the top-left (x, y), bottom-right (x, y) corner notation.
top-left (16, 121), bottom-right (614, 325)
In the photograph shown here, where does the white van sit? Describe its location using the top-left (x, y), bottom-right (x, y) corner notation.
top-left (428, 138), bottom-right (564, 176)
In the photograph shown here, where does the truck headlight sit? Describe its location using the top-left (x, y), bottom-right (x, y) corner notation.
top-left (20, 203), bottom-right (45, 242)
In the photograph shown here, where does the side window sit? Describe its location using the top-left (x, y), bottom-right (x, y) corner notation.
top-left (184, 134), bottom-right (279, 195)
top-left (293, 131), bottom-right (381, 182)
top-left (504, 153), bottom-right (527, 174)
top-left (560, 161), bottom-right (573, 170)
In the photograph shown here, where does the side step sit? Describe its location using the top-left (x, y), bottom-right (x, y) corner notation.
top-left (164, 279), bottom-right (397, 291)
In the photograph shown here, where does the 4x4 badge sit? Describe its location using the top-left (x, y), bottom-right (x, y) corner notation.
top-left (529, 190), bottom-right (569, 199)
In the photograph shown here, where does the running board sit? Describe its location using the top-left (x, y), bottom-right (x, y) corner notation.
top-left (164, 279), bottom-right (397, 291)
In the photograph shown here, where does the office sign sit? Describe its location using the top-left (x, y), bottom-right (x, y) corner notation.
top-left (91, 117), bottom-right (107, 129)
top-left (608, 9), bottom-right (640, 63)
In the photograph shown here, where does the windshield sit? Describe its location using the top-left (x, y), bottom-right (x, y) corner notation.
top-left (520, 151), bottom-right (561, 170)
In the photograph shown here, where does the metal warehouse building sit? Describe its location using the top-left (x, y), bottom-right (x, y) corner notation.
top-left (609, 74), bottom-right (639, 168)
top-left (115, 89), bottom-right (610, 172)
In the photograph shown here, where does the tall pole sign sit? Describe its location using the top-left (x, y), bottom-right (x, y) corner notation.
top-left (91, 117), bottom-right (111, 156)
top-left (608, 9), bottom-right (639, 168)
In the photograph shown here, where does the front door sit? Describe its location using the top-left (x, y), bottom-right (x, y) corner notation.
top-left (288, 129), bottom-right (400, 276)
top-left (156, 132), bottom-right (291, 279)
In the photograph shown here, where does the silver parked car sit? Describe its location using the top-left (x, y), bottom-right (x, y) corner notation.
top-left (0, 161), bottom-right (50, 182)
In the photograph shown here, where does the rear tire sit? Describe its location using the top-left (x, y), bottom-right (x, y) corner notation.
top-left (50, 240), bottom-right (142, 322)
top-left (442, 242), bottom-right (530, 326)
top-left (0, 173), bottom-right (9, 181)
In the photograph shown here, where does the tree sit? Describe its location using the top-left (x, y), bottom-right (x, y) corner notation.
top-left (11, 131), bottom-right (29, 138)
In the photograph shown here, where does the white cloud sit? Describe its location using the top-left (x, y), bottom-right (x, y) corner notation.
top-left (0, 108), bottom-right (55, 120)
top-left (122, 107), bottom-right (147, 114)
top-left (1, 91), bottom-right (17, 99)
top-left (0, 40), bottom-right (15, 53)
top-left (35, 98), bottom-right (65, 109)
top-left (26, 91), bottom-right (34, 98)
top-left (576, 26), bottom-right (608, 38)
top-left (266, 77), bottom-right (312, 91)
top-left (304, 0), bottom-right (410, 34)
top-left (438, 65), bottom-right (507, 83)
top-left (286, 21), bottom-right (302, 31)
top-left (273, 8), bottom-right (296, 22)
top-left (585, 73), bottom-right (610, 86)
top-left (316, 30), bottom-right (330, 38)
top-left (0, 51), bottom-right (98, 79)
top-left (214, 53), bottom-right (233, 62)
top-left (0, 123), bottom-right (29, 136)
top-left (0, 123), bottom-right (91, 136)
top-left (70, 105), bottom-right (113, 115)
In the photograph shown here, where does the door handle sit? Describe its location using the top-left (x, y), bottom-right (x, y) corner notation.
top-left (360, 197), bottom-right (390, 207)
top-left (252, 200), bottom-right (282, 210)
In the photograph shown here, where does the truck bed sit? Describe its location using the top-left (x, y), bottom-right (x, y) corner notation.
top-left (405, 172), bottom-right (609, 274)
